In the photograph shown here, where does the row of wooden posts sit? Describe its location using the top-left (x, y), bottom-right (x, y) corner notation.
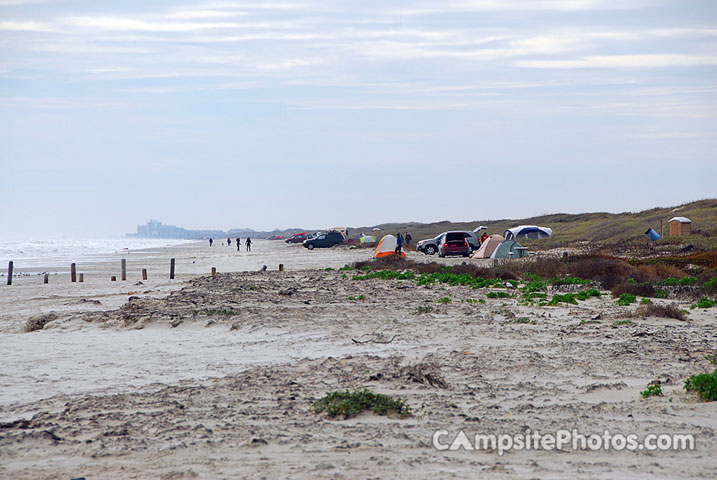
top-left (6, 260), bottom-right (286, 285)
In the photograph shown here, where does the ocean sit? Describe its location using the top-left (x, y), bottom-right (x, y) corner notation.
top-left (0, 238), bottom-right (196, 270)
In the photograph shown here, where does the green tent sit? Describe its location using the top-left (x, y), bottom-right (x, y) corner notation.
top-left (491, 240), bottom-right (526, 259)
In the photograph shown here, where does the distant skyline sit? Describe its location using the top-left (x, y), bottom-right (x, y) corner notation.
top-left (1, 1), bottom-right (716, 240)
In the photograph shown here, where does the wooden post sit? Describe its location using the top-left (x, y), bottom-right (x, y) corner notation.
top-left (71, 263), bottom-right (77, 282)
top-left (6, 261), bottom-right (12, 285)
top-left (79, 273), bottom-right (84, 283)
top-left (661, 219), bottom-right (664, 239)
top-left (121, 259), bottom-right (127, 281)
top-left (142, 269), bottom-right (147, 280)
top-left (170, 258), bottom-right (175, 279)
top-left (43, 273), bottom-right (49, 284)
top-left (211, 267), bottom-right (216, 276)
top-left (279, 263), bottom-right (284, 272)
top-left (111, 276), bottom-right (116, 282)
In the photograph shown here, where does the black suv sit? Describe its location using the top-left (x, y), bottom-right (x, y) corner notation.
top-left (303, 231), bottom-right (344, 250)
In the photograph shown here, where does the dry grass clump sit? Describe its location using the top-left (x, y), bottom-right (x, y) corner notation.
top-left (23, 313), bottom-right (57, 332)
top-left (611, 282), bottom-right (655, 298)
top-left (634, 303), bottom-right (687, 321)
top-left (566, 255), bottom-right (651, 289)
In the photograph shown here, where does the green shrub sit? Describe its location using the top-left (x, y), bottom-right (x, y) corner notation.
top-left (576, 289), bottom-right (602, 301)
top-left (640, 384), bottom-right (663, 398)
top-left (640, 298), bottom-right (652, 305)
top-left (653, 289), bottom-right (668, 298)
top-left (416, 305), bottom-right (435, 314)
top-left (702, 276), bottom-right (717, 294)
top-left (695, 297), bottom-right (715, 309)
top-left (662, 276), bottom-right (696, 286)
top-left (313, 389), bottom-right (411, 418)
top-left (548, 293), bottom-right (578, 305)
top-left (507, 317), bottom-right (535, 324)
top-left (436, 297), bottom-right (451, 303)
top-left (347, 295), bottom-right (365, 301)
top-left (521, 280), bottom-right (548, 293)
top-left (613, 319), bottom-right (633, 326)
top-left (615, 293), bottom-right (636, 306)
top-left (684, 370), bottom-right (717, 401)
top-left (487, 291), bottom-right (512, 299)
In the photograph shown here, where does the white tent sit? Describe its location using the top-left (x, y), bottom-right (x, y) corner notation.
top-left (503, 225), bottom-right (552, 240)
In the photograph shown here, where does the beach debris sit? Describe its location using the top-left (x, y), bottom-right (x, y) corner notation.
top-left (23, 312), bottom-right (58, 332)
top-left (259, 265), bottom-right (267, 272)
top-left (351, 333), bottom-right (397, 344)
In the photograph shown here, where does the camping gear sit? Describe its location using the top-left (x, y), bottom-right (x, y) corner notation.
top-left (491, 239), bottom-right (526, 259)
top-left (360, 234), bottom-right (376, 244)
top-left (374, 235), bottom-right (406, 258)
top-left (473, 226), bottom-right (487, 233)
top-left (645, 228), bottom-right (660, 241)
top-left (503, 225), bottom-right (552, 240)
top-left (470, 234), bottom-right (504, 259)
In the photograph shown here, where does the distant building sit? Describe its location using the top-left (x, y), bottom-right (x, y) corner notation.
top-left (129, 220), bottom-right (225, 239)
top-left (667, 217), bottom-right (692, 236)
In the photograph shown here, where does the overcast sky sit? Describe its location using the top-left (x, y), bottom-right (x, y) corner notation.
top-left (1, 0), bottom-right (715, 239)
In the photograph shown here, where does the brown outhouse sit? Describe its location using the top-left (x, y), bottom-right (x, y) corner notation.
top-left (667, 217), bottom-right (692, 236)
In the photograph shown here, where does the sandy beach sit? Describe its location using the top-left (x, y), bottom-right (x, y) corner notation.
top-left (1, 241), bottom-right (716, 479)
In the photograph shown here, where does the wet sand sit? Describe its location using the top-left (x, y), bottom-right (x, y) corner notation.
top-left (1, 242), bottom-right (716, 479)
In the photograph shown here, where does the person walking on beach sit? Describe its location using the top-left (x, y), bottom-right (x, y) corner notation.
top-left (227, 237), bottom-right (231, 247)
top-left (236, 238), bottom-right (240, 251)
top-left (209, 238), bottom-right (213, 247)
top-left (406, 232), bottom-right (412, 245)
top-left (395, 233), bottom-right (403, 255)
top-left (245, 237), bottom-right (252, 252)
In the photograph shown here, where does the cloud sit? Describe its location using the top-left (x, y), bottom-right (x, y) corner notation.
top-left (0, 20), bottom-right (54, 32)
top-left (517, 54), bottom-right (717, 68)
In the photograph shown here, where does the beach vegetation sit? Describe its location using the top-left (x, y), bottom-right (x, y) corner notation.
top-left (692, 297), bottom-right (715, 309)
top-left (313, 389), bottom-right (411, 418)
top-left (486, 291), bottom-right (512, 299)
top-left (684, 370), bottom-right (717, 401)
top-left (640, 384), bottom-right (663, 398)
top-left (579, 319), bottom-right (600, 325)
top-left (507, 317), bottom-right (534, 324)
top-left (436, 297), bottom-right (451, 303)
top-left (416, 305), bottom-right (436, 314)
top-left (615, 293), bottom-right (636, 306)
top-left (347, 295), bottom-right (365, 301)
top-left (613, 319), bottom-right (633, 326)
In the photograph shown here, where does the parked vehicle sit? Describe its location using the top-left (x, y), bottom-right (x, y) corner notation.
top-left (286, 232), bottom-right (310, 244)
top-left (417, 231), bottom-right (480, 255)
top-left (303, 231), bottom-right (344, 250)
top-left (438, 231), bottom-right (471, 258)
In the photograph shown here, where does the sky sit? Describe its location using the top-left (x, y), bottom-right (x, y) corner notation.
top-left (0, 0), bottom-right (716, 239)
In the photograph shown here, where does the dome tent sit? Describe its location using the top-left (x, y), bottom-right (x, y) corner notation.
top-left (491, 239), bottom-right (526, 259)
top-left (503, 225), bottom-right (552, 240)
top-left (374, 235), bottom-right (406, 258)
top-left (470, 234), bottom-right (504, 259)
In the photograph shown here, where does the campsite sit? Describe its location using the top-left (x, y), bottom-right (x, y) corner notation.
top-left (1, 200), bottom-right (716, 479)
